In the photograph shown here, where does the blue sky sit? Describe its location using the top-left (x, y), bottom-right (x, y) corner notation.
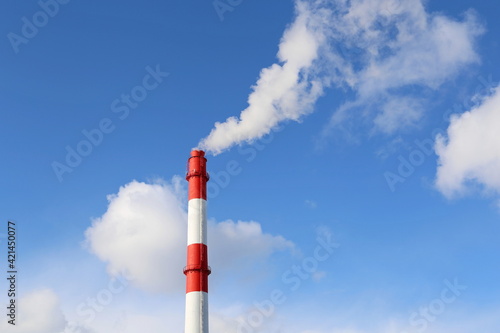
top-left (1, 0), bottom-right (500, 332)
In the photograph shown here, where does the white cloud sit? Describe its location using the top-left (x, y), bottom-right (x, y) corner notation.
top-left (210, 312), bottom-right (240, 333)
top-left (85, 179), bottom-right (187, 293)
top-left (210, 220), bottom-right (293, 272)
top-left (373, 97), bottom-right (424, 134)
top-left (324, 0), bottom-right (483, 135)
top-left (435, 86), bottom-right (500, 201)
top-left (84, 178), bottom-right (293, 293)
top-left (114, 314), bottom-right (167, 333)
top-left (1, 289), bottom-right (66, 333)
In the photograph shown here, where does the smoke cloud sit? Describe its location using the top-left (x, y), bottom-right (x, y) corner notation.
top-left (199, 0), bottom-right (483, 154)
top-left (198, 0), bottom-right (331, 155)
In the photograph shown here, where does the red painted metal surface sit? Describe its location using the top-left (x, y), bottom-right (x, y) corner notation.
top-left (185, 150), bottom-right (210, 294)
top-left (184, 243), bottom-right (211, 293)
top-left (186, 150), bottom-right (209, 200)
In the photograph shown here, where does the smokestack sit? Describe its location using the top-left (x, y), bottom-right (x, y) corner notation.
top-left (184, 150), bottom-right (210, 333)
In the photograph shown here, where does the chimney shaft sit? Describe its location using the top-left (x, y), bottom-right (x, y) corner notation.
top-left (184, 150), bottom-right (210, 333)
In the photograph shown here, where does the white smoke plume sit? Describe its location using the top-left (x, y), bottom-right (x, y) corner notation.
top-left (199, 0), bottom-right (483, 154)
top-left (198, 0), bottom-right (331, 155)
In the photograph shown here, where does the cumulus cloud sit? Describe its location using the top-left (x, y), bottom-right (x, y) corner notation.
top-left (210, 220), bottom-right (293, 272)
top-left (1, 289), bottom-right (66, 333)
top-left (84, 178), bottom-right (293, 293)
top-left (85, 178), bottom-right (187, 293)
top-left (210, 312), bottom-right (240, 332)
top-left (199, 0), bottom-right (483, 154)
top-left (435, 85), bottom-right (500, 202)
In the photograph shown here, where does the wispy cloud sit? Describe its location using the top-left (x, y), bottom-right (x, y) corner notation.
top-left (305, 199), bottom-right (318, 209)
top-left (322, 0), bottom-right (484, 137)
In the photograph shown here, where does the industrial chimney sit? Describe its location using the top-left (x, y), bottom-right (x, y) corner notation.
top-left (184, 150), bottom-right (210, 333)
